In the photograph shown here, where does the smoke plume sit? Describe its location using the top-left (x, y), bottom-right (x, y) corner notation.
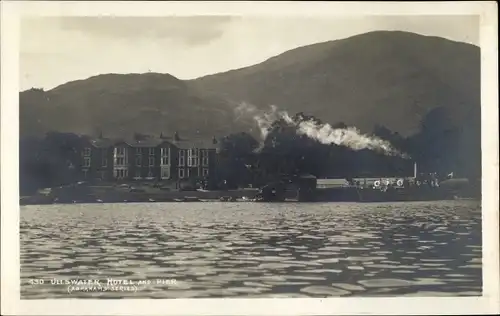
top-left (235, 102), bottom-right (410, 158)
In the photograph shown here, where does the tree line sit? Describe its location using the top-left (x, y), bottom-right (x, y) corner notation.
top-left (215, 106), bottom-right (481, 189)
top-left (20, 106), bottom-right (480, 195)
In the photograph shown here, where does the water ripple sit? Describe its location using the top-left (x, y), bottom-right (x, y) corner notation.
top-left (20, 200), bottom-right (482, 298)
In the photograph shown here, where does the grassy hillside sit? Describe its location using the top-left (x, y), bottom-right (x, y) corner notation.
top-left (20, 73), bottom-right (254, 139)
top-left (20, 31), bottom-right (480, 139)
top-left (191, 31), bottom-right (480, 136)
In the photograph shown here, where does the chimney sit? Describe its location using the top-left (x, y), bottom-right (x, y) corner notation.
top-left (160, 132), bottom-right (164, 139)
top-left (212, 136), bottom-right (218, 144)
top-left (98, 131), bottom-right (103, 139)
top-left (174, 131), bottom-right (180, 141)
top-left (413, 162), bottom-right (417, 178)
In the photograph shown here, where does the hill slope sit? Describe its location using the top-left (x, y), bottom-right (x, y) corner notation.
top-left (20, 31), bottom-right (480, 140)
top-left (191, 31), bottom-right (480, 136)
top-left (20, 73), bottom-right (253, 139)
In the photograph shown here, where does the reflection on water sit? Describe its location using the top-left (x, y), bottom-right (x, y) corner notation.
top-left (20, 200), bottom-right (482, 298)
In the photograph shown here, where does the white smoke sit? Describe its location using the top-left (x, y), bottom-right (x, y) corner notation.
top-left (235, 103), bottom-right (293, 139)
top-left (296, 121), bottom-right (405, 157)
top-left (235, 102), bottom-right (410, 158)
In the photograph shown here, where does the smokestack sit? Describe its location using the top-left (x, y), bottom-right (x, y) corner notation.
top-left (413, 162), bottom-right (417, 178)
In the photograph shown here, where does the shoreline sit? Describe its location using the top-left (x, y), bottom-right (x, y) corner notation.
top-left (20, 194), bottom-right (478, 206)
top-left (20, 188), bottom-right (263, 205)
top-left (19, 182), bottom-right (479, 206)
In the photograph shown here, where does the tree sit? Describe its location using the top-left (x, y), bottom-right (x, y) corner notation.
top-left (405, 105), bottom-right (480, 180)
top-left (19, 132), bottom-right (83, 194)
top-left (216, 132), bottom-right (259, 188)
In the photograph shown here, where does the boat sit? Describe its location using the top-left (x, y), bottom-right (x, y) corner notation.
top-left (252, 168), bottom-right (461, 203)
top-left (219, 196), bottom-right (238, 202)
top-left (355, 185), bottom-right (448, 202)
top-left (172, 197), bottom-right (202, 202)
top-left (315, 186), bottom-right (360, 202)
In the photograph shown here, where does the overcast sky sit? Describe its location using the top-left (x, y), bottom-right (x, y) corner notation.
top-left (20, 15), bottom-right (479, 91)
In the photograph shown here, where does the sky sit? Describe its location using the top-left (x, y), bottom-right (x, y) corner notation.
top-left (20, 15), bottom-right (479, 91)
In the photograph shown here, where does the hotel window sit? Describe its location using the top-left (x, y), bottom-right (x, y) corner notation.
top-left (178, 150), bottom-right (185, 166)
top-left (135, 169), bottom-right (142, 178)
top-left (136, 148), bottom-right (143, 156)
top-left (83, 157), bottom-right (91, 167)
top-left (187, 148), bottom-right (198, 167)
top-left (114, 147), bottom-right (127, 166)
top-left (100, 171), bottom-right (106, 180)
top-left (161, 168), bottom-right (170, 179)
top-left (148, 157), bottom-right (155, 167)
top-left (83, 147), bottom-right (91, 156)
top-left (102, 152), bottom-right (107, 167)
top-left (178, 168), bottom-right (185, 179)
top-left (136, 155), bottom-right (142, 167)
top-left (116, 157), bottom-right (125, 166)
top-left (161, 147), bottom-right (170, 165)
top-left (148, 169), bottom-right (153, 178)
top-left (114, 169), bottom-right (128, 179)
top-left (201, 150), bottom-right (209, 166)
top-left (202, 168), bottom-right (209, 177)
top-left (149, 148), bottom-right (155, 156)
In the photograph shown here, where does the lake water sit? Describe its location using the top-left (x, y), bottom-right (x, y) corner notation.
top-left (20, 200), bottom-right (482, 298)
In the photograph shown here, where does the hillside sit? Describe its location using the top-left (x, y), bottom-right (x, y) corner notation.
top-left (20, 31), bottom-right (480, 139)
top-left (20, 73), bottom-right (254, 139)
top-left (191, 31), bottom-right (480, 136)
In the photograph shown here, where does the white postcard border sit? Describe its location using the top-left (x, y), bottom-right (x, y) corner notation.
top-left (1, 1), bottom-right (498, 315)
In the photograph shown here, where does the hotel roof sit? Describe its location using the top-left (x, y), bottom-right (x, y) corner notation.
top-left (172, 139), bottom-right (218, 150)
top-left (86, 135), bottom-right (218, 149)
